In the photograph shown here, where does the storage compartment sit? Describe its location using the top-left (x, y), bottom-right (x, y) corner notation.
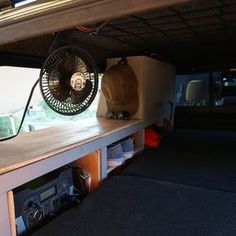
top-left (97, 56), bottom-right (176, 128)
top-left (13, 164), bottom-right (89, 235)
top-left (72, 151), bottom-right (100, 191)
top-left (107, 130), bottom-right (144, 174)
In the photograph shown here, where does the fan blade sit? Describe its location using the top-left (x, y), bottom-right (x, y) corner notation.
top-left (71, 80), bottom-right (93, 104)
top-left (75, 56), bottom-right (87, 74)
top-left (48, 70), bottom-right (70, 101)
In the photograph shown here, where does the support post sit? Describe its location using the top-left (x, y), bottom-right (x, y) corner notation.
top-left (0, 192), bottom-right (12, 236)
top-left (100, 147), bottom-right (107, 181)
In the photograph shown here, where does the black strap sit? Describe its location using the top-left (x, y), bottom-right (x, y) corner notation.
top-left (167, 100), bottom-right (174, 128)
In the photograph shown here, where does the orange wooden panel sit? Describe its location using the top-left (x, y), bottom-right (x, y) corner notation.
top-left (72, 151), bottom-right (100, 191)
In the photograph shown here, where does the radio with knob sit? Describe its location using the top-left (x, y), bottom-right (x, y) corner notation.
top-left (14, 166), bottom-right (76, 235)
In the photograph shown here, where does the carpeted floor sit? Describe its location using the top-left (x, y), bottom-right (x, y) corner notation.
top-left (32, 129), bottom-right (236, 236)
top-left (123, 129), bottom-right (236, 192)
top-left (32, 176), bottom-right (236, 236)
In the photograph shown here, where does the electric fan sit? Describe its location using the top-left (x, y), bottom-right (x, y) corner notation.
top-left (40, 46), bottom-right (99, 115)
top-left (0, 46), bottom-right (99, 141)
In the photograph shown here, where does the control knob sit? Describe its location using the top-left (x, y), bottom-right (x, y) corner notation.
top-left (27, 201), bottom-right (43, 226)
top-left (33, 210), bottom-right (43, 221)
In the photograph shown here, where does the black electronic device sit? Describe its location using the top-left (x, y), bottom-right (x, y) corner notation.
top-left (14, 166), bottom-right (85, 235)
top-left (39, 46), bottom-right (99, 116)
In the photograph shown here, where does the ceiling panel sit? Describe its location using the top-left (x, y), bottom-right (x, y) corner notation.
top-left (2, 0), bottom-right (236, 71)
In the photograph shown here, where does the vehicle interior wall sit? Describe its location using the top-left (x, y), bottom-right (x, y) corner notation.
top-left (1, 1), bottom-right (236, 236)
top-left (1, 0), bottom-right (236, 130)
top-left (1, 0), bottom-right (236, 68)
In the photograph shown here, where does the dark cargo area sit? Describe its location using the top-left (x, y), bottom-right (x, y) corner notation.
top-left (33, 128), bottom-right (236, 236)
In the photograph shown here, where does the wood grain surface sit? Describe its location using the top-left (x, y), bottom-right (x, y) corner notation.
top-left (0, 117), bottom-right (142, 175)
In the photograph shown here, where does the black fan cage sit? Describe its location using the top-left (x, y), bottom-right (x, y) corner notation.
top-left (39, 46), bottom-right (99, 116)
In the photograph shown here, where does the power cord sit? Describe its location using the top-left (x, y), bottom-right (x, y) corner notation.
top-left (167, 100), bottom-right (174, 129)
top-left (0, 79), bottom-right (39, 142)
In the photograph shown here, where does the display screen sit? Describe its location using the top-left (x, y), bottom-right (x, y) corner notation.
top-left (40, 186), bottom-right (57, 202)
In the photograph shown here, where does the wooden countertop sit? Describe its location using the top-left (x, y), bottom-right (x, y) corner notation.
top-left (0, 117), bottom-right (142, 175)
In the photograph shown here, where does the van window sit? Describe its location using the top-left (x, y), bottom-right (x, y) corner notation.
top-left (175, 73), bottom-right (210, 107)
top-left (213, 72), bottom-right (236, 106)
top-left (175, 72), bottom-right (236, 107)
top-left (0, 66), bottom-right (101, 138)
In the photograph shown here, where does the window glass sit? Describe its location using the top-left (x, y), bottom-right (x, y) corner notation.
top-left (0, 66), bottom-right (101, 139)
top-left (213, 72), bottom-right (236, 106)
top-left (0, 115), bottom-right (15, 138)
top-left (175, 73), bottom-right (210, 107)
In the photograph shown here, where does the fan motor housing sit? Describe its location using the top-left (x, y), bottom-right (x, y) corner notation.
top-left (70, 72), bottom-right (87, 91)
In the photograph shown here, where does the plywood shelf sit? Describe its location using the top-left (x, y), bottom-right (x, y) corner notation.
top-left (0, 117), bottom-right (143, 176)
